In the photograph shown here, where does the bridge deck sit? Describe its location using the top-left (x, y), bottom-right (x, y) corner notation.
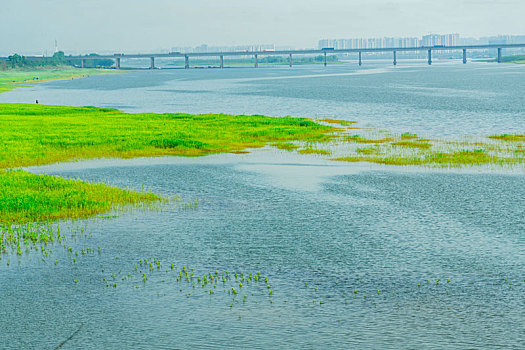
top-left (9, 43), bottom-right (525, 61)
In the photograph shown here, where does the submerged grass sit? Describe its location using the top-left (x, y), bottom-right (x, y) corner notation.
top-left (391, 140), bottom-right (432, 150)
top-left (298, 148), bottom-right (332, 156)
top-left (0, 169), bottom-right (159, 224)
top-left (488, 134), bottom-right (525, 142)
top-left (319, 118), bottom-right (358, 126)
top-left (105, 260), bottom-right (273, 308)
top-left (334, 149), bottom-right (504, 166)
top-left (272, 142), bottom-right (300, 151)
top-left (299, 122), bottom-right (524, 168)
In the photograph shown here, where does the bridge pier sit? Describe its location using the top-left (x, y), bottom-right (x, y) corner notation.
top-left (463, 49), bottom-right (467, 64)
top-left (150, 57), bottom-right (155, 69)
top-left (358, 52), bottom-right (362, 66)
top-left (254, 54), bottom-right (258, 68)
top-left (185, 55), bottom-right (189, 69)
top-left (115, 57), bottom-right (120, 69)
top-left (220, 55), bottom-right (223, 69)
top-left (428, 49), bottom-right (432, 65)
top-left (393, 51), bottom-right (397, 66)
top-left (324, 52), bottom-right (327, 67)
top-left (497, 48), bottom-right (502, 63)
top-left (81, 59), bottom-right (85, 69)
top-left (289, 54), bottom-right (292, 67)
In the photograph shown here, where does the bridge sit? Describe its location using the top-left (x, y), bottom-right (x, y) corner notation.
top-left (10, 44), bottom-right (525, 69)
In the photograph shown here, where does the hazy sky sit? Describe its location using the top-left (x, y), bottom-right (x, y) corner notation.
top-left (2, 0), bottom-right (525, 55)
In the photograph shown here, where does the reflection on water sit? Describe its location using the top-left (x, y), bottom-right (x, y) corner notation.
top-left (2, 151), bottom-right (524, 349)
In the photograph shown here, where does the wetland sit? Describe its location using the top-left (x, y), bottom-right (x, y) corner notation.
top-left (0, 62), bottom-right (524, 349)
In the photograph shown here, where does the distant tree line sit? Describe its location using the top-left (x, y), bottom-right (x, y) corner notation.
top-left (5, 51), bottom-right (114, 69)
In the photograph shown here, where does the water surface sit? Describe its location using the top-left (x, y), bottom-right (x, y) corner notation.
top-left (0, 63), bottom-right (524, 349)
top-left (1, 61), bottom-right (524, 137)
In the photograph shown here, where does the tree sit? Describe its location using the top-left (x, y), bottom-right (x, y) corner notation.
top-left (52, 51), bottom-right (66, 64)
top-left (8, 54), bottom-right (25, 68)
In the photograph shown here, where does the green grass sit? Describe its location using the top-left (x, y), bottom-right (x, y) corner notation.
top-left (298, 148), bottom-right (332, 156)
top-left (0, 103), bottom-right (333, 169)
top-left (0, 169), bottom-right (159, 224)
top-left (0, 67), bottom-right (111, 93)
top-left (333, 148), bottom-right (516, 167)
top-left (488, 134), bottom-right (525, 142)
top-left (319, 118), bottom-right (358, 126)
top-left (356, 147), bottom-right (383, 155)
top-left (391, 140), bottom-right (432, 149)
top-left (272, 142), bottom-right (299, 151)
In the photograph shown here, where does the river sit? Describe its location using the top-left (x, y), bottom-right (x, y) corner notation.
top-left (1, 62), bottom-right (524, 349)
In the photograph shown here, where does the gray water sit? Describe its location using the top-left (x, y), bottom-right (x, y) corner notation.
top-left (1, 63), bottom-right (524, 349)
top-left (1, 61), bottom-right (524, 137)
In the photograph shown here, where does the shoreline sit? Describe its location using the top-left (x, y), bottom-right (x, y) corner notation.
top-left (0, 67), bottom-right (119, 93)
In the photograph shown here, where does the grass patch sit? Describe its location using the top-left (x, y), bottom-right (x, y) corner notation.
top-left (356, 147), bottom-right (383, 155)
top-left (330, 128), bottom-right (524, 168)
top-left (488, 134), bottom-right (525, 142)
top-left (0, 103), bottom-right (334, 169)
top-left (0, 169), bottom-right (159, 224)
top-left (320, 118), bottom-right (357, 126)
top-left (400, 133), bottom-right (419, 140)
top-left (347, 135), bottom-right (394, 144)
top-left (333, 149), bottom-right (509, 167)
top-left (391, 140), bottom-right (432, 150)
top-left (273, 142), bottom-right (299, 151)
top-left (0, 67), bottom-right (111, 93)
top-left (298, 148), bottom-right (332, 156)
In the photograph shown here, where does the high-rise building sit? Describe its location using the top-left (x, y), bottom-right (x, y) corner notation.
top-left (318, 34), bottom-right (466, 50)
top-left (318, 36), bottom-right (421, 49)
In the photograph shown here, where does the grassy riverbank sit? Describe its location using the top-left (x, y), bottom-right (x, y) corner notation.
top-left (482, 55), bottom-right (525, 64)
top-left (0, 67), bottom-right (113, 93)
top-left (500, 55), bottom-right (525, 64)
top-left (0, 103), bottom-right (333, 169)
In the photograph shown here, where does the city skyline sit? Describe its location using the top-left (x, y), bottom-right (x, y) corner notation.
top-left (7, 32), bottom-right (525, 58)
top-left (318, 33), bottom-right (525, 50)
top-left (2, 0), bottom-right (525, 56)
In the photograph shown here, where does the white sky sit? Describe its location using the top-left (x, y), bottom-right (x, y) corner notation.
top-left (1, 0), bottom-right (525, 55)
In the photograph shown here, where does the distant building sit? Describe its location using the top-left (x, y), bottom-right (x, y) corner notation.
top-left (319, 36), bottom-right (421, 50)
top-left (171, 44), bottom-right (277, 54)
top-left (318, 34), bottom-right (466, 50)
